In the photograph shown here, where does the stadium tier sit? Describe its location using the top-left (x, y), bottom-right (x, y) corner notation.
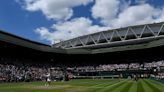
top-left (1, 22), bottom-right (164, 65)
top-left (0, 22), bottom-right (164, 92)
top-left (0, 22), bottom-right (164, 80)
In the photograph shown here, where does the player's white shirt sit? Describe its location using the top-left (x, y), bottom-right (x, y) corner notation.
top-left (46, 73), bottom-right (50, 77)
top-left (47, 78), bottom-right (51, 82)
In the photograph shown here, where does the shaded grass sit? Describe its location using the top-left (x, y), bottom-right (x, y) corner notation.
top-left (137, 80), bottom-right (144, 92)
top-left (144, 80), bottom-right (162, 92)
top-left (128, 81), bottom-right (137, 92)
top-left (149, 79), bottom-right (164, 87)
top-left (103, 80), bottom-right (127, 92)
top-left (120, 81), bottom-right (133, 92)
top-left (0, 79), bottom-right (163, 92)
top-left (86, 80), bottom-right (121, 92)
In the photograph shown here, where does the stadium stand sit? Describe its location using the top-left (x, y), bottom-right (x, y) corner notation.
top-left (0, 58), bottom-right (163, 82)
top-left (0, 22), bottom-right (164, 83)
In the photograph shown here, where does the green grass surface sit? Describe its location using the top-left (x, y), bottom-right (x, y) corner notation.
top-left (0, 79), bottom-right (163, 92)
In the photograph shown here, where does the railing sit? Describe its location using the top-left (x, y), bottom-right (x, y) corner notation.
top-left (53, 22), bottom-right (164, 49)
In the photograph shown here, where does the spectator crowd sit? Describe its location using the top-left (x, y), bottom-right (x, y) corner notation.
top-left (0, 58), bottom-right (164, 82)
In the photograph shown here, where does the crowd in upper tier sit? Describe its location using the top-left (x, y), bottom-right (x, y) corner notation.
top-left (0, 58), bottom-right (164, 82)
top-left (68, 61), bottom-right (164, 72)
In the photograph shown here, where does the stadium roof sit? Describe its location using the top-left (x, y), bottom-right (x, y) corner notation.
top-left (1, 22), bottom-right (164, 54)
top-left (0, 30), bottom-right (66, 54)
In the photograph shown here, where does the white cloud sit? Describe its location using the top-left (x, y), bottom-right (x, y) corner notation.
top-left (18, 0), bottom-right (93, 21)
top-left (111, 4), bottom-right (158, 28)
top-left (17, 0), bottom-right (164, 44)
top-left (35, 17), bottom-right (109, 44)
top-left (91, 0), bottom-right (120, 22)
top-left (35, 27), bottom-right (56, 44)
top-left (154, 7), bottom-right (164, 22)
top-left (91, 0), bottom-right (132, 26)
top-left (91, 0), bottom-right (164, 28)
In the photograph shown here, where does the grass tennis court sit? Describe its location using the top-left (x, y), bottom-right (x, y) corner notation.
top-left (0, 79), bottom-right (163, 92)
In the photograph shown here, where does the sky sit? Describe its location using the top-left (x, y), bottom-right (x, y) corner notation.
top-left (0, 0), bottom-right (164, 45)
